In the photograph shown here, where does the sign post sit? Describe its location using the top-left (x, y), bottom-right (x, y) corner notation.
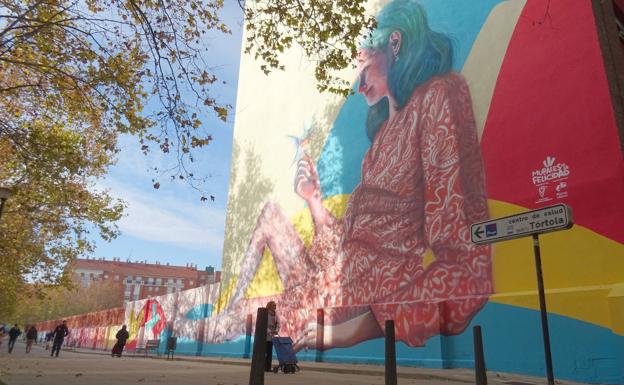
top-left (471, 203), bottom-right (573, 385)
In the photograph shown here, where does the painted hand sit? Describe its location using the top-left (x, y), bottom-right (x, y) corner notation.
top-left (292, 321), bottom-right (318, 353)
top-left (294, 155), bottom-right (321, 204)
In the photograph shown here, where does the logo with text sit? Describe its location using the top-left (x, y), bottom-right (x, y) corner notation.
top-left (532, 156), bottom-right (570, 203)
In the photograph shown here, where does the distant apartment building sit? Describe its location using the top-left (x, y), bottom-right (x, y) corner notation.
top-left (72, 257), bottom-right (221, 302)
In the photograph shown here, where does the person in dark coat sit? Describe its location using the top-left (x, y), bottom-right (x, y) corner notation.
top-left (25, 325), bottom-right (38, 353)
top-left (50, 320), bottom-right (69, 357)
top-left (112, 325), bottom-right (129, 357)
top-left (45, 331), bottom-right (54, 350)
top-left (7, 324), bottom-right (21, 353)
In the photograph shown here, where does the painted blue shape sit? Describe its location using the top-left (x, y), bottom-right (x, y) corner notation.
top-left (299, 303), bottom-right (624, 385)
top-left (184, 304), bottom-right (214, 320)
top-left (317, 0), bottom-right (507, 197)
top-left (144, 303), bottom-right (160, 332)
top-left (170, 302), bottom-right (623, 384)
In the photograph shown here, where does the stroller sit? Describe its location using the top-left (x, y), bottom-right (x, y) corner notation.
top-left (271, 336), bottom-right (300, 374)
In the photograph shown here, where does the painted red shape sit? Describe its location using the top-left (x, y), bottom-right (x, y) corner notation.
top-left (481, 0), bottom-right (624, 243)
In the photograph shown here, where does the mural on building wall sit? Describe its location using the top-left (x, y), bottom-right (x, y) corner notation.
top-left (214, 0), bottom-right (492, 351)
top-left (215, 0), bottom-right (624, 382)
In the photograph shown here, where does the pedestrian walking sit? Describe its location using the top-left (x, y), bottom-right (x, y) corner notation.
top-left (50, 320), bottom-right (69, 357)
top-left (0, 325), bottom-right (6, 347)
top-left (111, 325), bottom-right (129, 357)
top-left (7, 324), bottom-right (21, 354)
top-left (45, 331), bottom-right (54, 350)
top-left (25, 325), bottom-right (37, 353)
top-left (265, 301), bottom-right (280, 372)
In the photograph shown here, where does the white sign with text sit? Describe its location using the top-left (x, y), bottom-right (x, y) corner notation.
top-left (471, 204), bottom-right (573, 245)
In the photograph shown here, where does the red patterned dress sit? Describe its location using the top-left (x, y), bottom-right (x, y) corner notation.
top-left (278, 72), bottom-right (492, 347)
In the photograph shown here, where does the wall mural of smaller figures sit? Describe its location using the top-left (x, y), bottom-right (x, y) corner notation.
top-left (212, 0), bottom-right (492, 351)
top-left (126, 299), bottom-right (167, 349)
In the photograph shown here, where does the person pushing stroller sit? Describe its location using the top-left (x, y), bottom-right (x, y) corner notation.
top-left (265, 301), bottom-right (280, 372)
top-left (265, 301), bottom-right (299, 374)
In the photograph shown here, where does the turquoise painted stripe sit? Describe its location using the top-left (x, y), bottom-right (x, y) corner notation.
top-left (178, 303), bottom-right (623, 385)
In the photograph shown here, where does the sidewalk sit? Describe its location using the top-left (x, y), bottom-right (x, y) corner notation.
top-left (63, 344), bottom-right (581, 385)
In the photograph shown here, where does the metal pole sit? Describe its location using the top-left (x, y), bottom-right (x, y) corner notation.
top-left (473, 325), bottom-right (487, 385)
top-left (385, 320), bottom-right (397, 385)
top-left (533, 234), bottom-right (555, 385)
top-left (249, 307), bottom-right (268, 385)
top-left (244, 313), bottom-right (253, 359)
top-left (315, 308), bottom-right (324, 362)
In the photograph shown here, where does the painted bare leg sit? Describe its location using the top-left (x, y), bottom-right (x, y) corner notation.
top-left (226, 201), bottom-right (305, 311)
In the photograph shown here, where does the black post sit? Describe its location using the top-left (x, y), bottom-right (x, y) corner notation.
top-left (244, 313), bottom-right (253, 359)
top-left (0, 198), bottom-right (6, 221)
top-left (315, 308), bottom-right (324, 362)
top-left (385, 320), bottom-right (397, 385)
top-left (249, 307), bottom-right (268, 385)
top-left (533, 234), bottom-right (555, 385)
top-left (473, 326), bottom-right (487, 385)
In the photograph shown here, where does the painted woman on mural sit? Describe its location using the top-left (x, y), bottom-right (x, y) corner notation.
top-left (215, 0), bottom-right (492, 351)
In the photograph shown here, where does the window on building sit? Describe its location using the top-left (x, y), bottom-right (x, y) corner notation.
top-left (148, 286), bottom-right (152, 292)
top-left (126, 276), bottom-right (132, 284)
top-left (156, 278), bottom-right (162, 286)
top-left (135, 276), bottom-right (142, 284)
top-left (114, 275), bottom-right (119, 281)
top-left (147, 277), bottom-right (154, 285)
top-left (166, 286), bottom-right (173, 294)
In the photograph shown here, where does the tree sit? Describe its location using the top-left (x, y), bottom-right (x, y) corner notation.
top-left (6, 279), bottom-right (124, 325)
top-left (0, 0), bottom-right (374, 318)
top-left (1, 0), bottom-right (374, 190)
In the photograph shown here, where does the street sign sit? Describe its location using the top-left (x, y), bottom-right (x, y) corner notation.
top-left (470, 204), bottom-right (573, 245)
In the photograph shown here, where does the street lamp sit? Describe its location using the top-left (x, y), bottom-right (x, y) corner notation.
top-left (0, 187), bottom-right (12, 221)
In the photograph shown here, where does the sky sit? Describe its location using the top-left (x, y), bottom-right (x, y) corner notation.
top-left (90, 3), bottom-right (245, 271)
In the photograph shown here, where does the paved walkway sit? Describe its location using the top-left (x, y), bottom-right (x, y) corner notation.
top-left (0, 341), bottom-right (583, 385)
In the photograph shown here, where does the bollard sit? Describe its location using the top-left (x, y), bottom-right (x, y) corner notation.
top-left (249, 307), bottom-right (268, 385)
top-left (244, 314), bottom-right (253, 359)
top-left (473, 325), bottom-right (487, 385)
top-left (385, 320), bottom-right (397, 385)
top-left (315, 309), bottom-right (324, 362)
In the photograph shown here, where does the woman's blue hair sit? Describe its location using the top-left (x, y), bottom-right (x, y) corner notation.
top-left (362, 0), bottom-right (453, 141)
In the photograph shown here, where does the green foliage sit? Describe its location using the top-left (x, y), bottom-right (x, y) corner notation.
top-left (243, 0), bottom-right (376, 96)
top-left (5, 279), bottom-right (123, 325)
top-left (0, 0), bottom-right (374, 319)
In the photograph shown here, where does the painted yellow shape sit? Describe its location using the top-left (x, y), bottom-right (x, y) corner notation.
top-left (608, 284), bottom-right (624, 335)
top-left (487, 200), bottom-right (624, 334)
top-left (245, 247), bottom-right (284, 298)
top-left (223, 196), bottom-right (624, 335)
top-left (462, 0), bottom-right (527, 140)
top-left (214, 277), bottom-right (237, 314)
